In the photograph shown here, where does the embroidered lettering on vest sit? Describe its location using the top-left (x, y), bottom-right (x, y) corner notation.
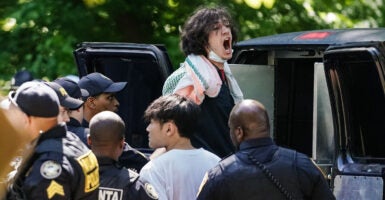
top-left (76, 151), bottom-right (100, 192)
top-left (99, 187), bottom-right (123, 200)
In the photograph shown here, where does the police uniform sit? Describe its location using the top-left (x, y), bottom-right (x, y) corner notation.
top-left (78, 72), bottom-right (127, 129)
top-left (119, 143), bottom-right (149, 173)
top-left (97, 156), bottom-right (158, 200)
top-left (7, 123), bottom-right (99, 199)
top-left (82, 119), bottom-right (89, 128)
top-left (53, 77), bottom-right (89, 144)
top-left (197, 137), bottom-right (335, 200)
top-left (67, 117), bottom-right (90, 147)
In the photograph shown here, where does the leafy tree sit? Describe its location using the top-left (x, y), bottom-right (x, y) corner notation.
top-left (0, 0), bottom-right (383, 92)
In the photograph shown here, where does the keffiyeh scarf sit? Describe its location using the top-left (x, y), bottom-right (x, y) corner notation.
top-left (162, 54), bottom-right (243, 105)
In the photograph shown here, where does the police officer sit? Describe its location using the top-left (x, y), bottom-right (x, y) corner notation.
top-left (6, 81), bottom-right (99, 199)
top-left (197, 99), bottom-right (335, 200)
top-left (45, 81), bottom-right (84, 124)
top-left (88, 111), bottom-right (158, 200)
top-left (0, 70), bottom-right (34, 110)
top-left (10, 70), bottom-right (34, 91)
top-left (54, 77), bottom-right (90, 146)
top-left (79, 72), bottom-right (149, 172)
top-left (78, 72), bottom-right (127, 128)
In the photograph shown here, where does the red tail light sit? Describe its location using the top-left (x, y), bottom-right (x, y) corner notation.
top-left (296, 32), bottom-right (331, 40)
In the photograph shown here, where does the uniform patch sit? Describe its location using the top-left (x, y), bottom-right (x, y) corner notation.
top-left (99, 187), bottom-right (123, 200)
top-left (46, 180), bottom-right (65, 199)
top-left (40, 160), bottom-right (62, 179)
top-left (76, 151), bottom-right (100, 192)
top-left (144, 183), bottom-right (159, 199)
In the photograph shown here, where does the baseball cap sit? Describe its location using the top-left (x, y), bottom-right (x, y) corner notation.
top-left (11, 70), bottom-right (34, 90)
top-left (8, 81), bottom-right (59, 117)
top-left (54, 77), bottom-right (89, 99)
top-left (78, 72), bottom-right (127, 97)
top-left (45, 82), bottom-right (84, 110)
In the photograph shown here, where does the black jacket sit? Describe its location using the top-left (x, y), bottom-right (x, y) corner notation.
top-left (197, 138), bottom-right (336, 200)
top-left (119, 144), bottom-right (149, 173)
top-left (7, 124), bottom-right (99, 200)
top-left (67, 117), bottom-right (89, 147)
top-left (81, 117), bottom-right (149, 172)
top-left (98, 156), bottom-right (158, 200)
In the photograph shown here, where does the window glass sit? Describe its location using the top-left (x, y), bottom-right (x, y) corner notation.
top-left (335, 50), bottom-right (385, 159)
top-left (87, 55), bottom-right (164, 148)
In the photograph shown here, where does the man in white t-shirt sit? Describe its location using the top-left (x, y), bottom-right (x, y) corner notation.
top-left (139, 94), bottom-right (220, 200)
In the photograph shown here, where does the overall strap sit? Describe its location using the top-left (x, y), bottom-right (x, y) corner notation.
top-left (247, 148), bottom-right (297, 200)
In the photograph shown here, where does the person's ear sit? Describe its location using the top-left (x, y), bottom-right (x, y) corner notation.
top-left (25, 114), bottom-right (32, 125)
top-left (165, 122), bottom-right (175, 136)
top-left (205, 45), bottom-right (210, 53)
top-left (21, 114), bottom-right (32, 135)
top-left (235, 126), bottom-right (244, 142)
top-left (116, 139), bottom-right (126, 158)
top-left (86, 97), bottom-right (97, 109)
top-left (21, 112), bottom-right (29, 124)
top-left (120, 140), bottom-right (125, 150)
top-left (87, 135), bottom-right (92, 147)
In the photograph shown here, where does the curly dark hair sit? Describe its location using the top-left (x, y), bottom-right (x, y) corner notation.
top-left (180, 6), bottom-right (238, 57)
top-left (143, 94), bottom-right (201, 139)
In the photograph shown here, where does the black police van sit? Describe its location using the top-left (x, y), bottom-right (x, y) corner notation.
top-left (74, 28), bottom-right (385, 199)
top-left (74, 42), bottom-right (173, 152)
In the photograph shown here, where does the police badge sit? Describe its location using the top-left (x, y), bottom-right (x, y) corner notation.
top-left (40, 160), bottom-right (62, 179)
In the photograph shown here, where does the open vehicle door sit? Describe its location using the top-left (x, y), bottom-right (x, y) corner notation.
top-left (73, 42), bottom-right (174, 151)
top-left (229, 29), bottom-right (336, 175)
top-left (230, 29), bottom-right (385, 198)
top-left (229, 54), bottom-right (335, 181)
top-left (323, 42), bottom-right (385, 199)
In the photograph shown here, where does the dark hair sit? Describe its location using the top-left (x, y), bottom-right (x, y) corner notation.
top-left (144, 94), bottom-right (201, 139)
top-left (180, 6), bottom-right (238, 56)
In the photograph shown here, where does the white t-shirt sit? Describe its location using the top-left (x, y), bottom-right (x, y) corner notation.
top-left (139, 148), bottom-right (220, 200)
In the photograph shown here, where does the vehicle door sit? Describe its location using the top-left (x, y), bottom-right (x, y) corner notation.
top-left (230, 57), bottom-right (335, 177)
top-left (73, 42), bottom-right (174, 151)
top-left (323, 42), bottom-right (385, 199)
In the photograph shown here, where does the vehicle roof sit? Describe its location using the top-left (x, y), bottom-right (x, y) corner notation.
top-left (236, 28), bottom-right (385, 49)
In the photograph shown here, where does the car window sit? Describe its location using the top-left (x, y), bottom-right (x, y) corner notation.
top-left (86, 55), bottom-right (164, 148)
top-left (229, 64), bottom-right (274, 133)
top-left (327, 49), bottom-right (385, 160)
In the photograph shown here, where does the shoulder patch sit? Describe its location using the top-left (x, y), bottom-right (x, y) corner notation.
top-left (144, 183), bottom-right (159, 199)
top-left (40, 160), bottom-right (62, 179)
top-left (76, 151), bottom-right (100, 192)
top-left (46, 180), bottom-right (65, 199)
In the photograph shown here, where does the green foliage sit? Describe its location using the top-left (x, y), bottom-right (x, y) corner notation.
top-left (0, 0), bottom-right (384, 92)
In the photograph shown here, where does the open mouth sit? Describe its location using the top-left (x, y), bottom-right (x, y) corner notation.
top-left (223, 38), bottom-right (231, 51)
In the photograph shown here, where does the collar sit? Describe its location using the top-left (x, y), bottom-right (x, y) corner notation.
top-left (37, 123), bottom-right (67, 144)
top-left (82, 119), bottom-right (89, 128)
top-left (97, 156), bottom-right (122, 168)
top-left (67, 117), bottom-right (81, 127)
top-left (239, 137), bottom-right (275, 151)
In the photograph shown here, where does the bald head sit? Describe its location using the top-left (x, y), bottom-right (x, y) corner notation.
top-left (89, 111), bottom-right (125, 159)
top-left (229, 99), bottom-right (270, 140)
